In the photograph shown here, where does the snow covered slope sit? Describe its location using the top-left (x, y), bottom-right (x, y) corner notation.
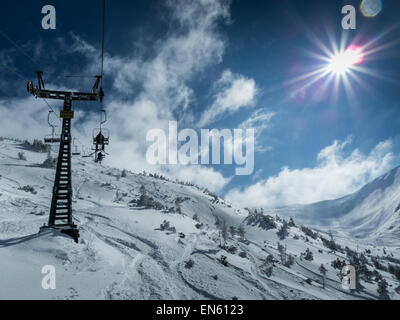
top-left (264, 167), bottom-right (400, 245)
top-left (0, 138), bottom-right (399, 300)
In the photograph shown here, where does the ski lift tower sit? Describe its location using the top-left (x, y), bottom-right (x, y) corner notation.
top-left (27, 72), bottom-right (104, 242)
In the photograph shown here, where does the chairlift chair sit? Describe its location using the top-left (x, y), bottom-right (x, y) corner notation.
top-left (95, 151), bottom-right (105, 164)
top-left (72, 137), bottom-right (81, 156)
top-left (92, 109), bottom-right (110, 162)
top-left (44, 110), bottom-right (61, 144)
top-left (81, 146), bottom-right (87, 157)
top-left (92, 127), bottom-right (110, 151)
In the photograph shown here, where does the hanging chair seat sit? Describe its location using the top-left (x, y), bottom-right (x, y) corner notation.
top-left (44, 137), bottom-right (61, 144)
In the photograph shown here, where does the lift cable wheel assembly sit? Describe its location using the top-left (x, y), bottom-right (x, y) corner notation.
top-left (25, 0), bottom-right (108, 243)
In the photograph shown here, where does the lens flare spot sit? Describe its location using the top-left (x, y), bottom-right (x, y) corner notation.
top-left (360, 0), bottom-right (383, 17)
top-left (326, 45), bottom-right (364, 75)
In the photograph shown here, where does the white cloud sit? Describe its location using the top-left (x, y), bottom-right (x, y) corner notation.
top-left (226, 137), bottom-right (395, 208)
top-left (239, 109), bottom-right (274, 153)
top-left (0, 0), bottom-right (235, 193)
top-left (199, 69), bottom-right (258, 126)
top-left (0, 97), bottom-right (52, 140)
top-left (54, 0), bottom-right (232, 193)
top-left (166, 165), bottom-right (231, 192)
top-left (240, 109), bottom-right (274, 131)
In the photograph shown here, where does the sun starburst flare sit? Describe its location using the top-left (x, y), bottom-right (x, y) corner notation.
top-left (281, 24), bottom-right (400, 105)
top-left (325, 45), bottom-right (365, 75)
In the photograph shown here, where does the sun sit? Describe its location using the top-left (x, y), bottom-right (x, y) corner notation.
top-left (282, 26), bottom-right (398, 104)
top-left (326, 45), bottom-right (365, 75)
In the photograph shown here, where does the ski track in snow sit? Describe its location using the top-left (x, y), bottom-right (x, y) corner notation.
top-left (0, 139), bottom-right (399, 300)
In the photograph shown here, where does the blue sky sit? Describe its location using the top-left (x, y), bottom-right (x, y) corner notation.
top-left (0, 0), bottom-right (399, 208)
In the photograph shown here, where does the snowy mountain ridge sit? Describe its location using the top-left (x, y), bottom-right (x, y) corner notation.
top-left (0, 138), bottom-right (399, 300)
top-left (262, 166), bottom-right (400, 245)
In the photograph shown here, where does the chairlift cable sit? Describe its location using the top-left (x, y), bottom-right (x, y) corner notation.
top-left (1, 29), bottom-right (97, 81)
top-left (43, 73), bottom-right (98, 79)
top-left (0, 63), bottom-right (60, 121)
top-left (100, 0), bottom-right (106, 88)
top-left (0, 63), bottom-right (30, 82)
top-left (92, 0), bottom-right (109, 165)
top-left (0, 29), bottom-right (41, 67)
top-left (42, 98), bottom-right (61, 122)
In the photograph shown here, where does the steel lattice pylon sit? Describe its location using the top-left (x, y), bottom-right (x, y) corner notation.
top-left (47, 94), bottom-right (78, 241)
top-left (28, 71), bottom-right (104, 243)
